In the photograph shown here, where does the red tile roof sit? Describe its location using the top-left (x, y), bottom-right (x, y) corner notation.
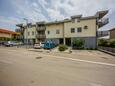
top-left (0, 28), bottom-right (18, 35)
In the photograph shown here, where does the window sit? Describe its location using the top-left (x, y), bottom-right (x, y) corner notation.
top-left (75, 19), bottom-right (80, 23)
top-left (84, 26), bottom-right (88, 29)
top-left (71, 28), bottom-right (75, 33)
top-left (77, 27), bottom-right (82, 32)
top-left (28, 32), bottom-right (30, 36)
top-left (56, 30), bottom-right (60, 34)
top-left (32, 31), bottom-right (34, 35)
top-left (47, 31), bottom-right (50, 34)
top-left (72, 19), bottom-right (80, 23)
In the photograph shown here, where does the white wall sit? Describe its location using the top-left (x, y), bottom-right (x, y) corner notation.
top-left (24, 26), bottom-right (36, 39)
top-left (64, 19), bottom-right (97, 38)
top-left (45, 23), bottom-right (63, 38)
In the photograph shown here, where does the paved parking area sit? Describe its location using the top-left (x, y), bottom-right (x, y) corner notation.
top-left (0, 47), bottom-right (115, 86)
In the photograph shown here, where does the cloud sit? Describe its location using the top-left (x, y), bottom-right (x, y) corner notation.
top-left (0, 0), bottom-right (115, 30)
top-left (11, 0), bottom-right (47, 22)
top-left (32, 2), bottom-right (38, 8)
top-left (10, 0), bottom-right (115, 22)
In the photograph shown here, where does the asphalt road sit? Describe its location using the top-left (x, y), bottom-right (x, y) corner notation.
top-left (0, 47), bottom-right (115, 86)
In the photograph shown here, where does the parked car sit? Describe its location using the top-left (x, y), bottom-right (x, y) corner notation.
top-left (4, 41), bottom-right (18, 47)
top-left (33, 43), bottom-right (41, 49)
top-left (33, 42), bottom-right (45, 49)
top-left (43, 41), bottom-right (55, 49)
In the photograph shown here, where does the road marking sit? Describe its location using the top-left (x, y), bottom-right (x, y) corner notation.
top-left (56, 56), bottom-right (115, 67)
top-left (39, 53), bottom-right (115, 67)
top-left (90, 83), bottom-right (102, 86)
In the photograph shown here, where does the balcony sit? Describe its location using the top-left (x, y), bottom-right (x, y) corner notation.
top-left (98, 18), bottom-right (109, 28)
top-left (16, 35), bottom-right (24, 39)
top-left (36, 34), bottom-right (46, 38)
top-left (95, 10), bottom-right (108, 19)
top-left (36, 27), bottom-right (46, 31)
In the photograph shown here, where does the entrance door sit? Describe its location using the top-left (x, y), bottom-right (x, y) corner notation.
top-left (59, 38), bottom-right (63, 44)
top-left (65, 38), bottom-right (71, 46)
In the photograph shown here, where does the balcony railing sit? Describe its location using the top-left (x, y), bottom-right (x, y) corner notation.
top-left (17, 35), bottom-right (24, 39)
top-left (98, 18), bottom-right (109, 28)
top-left (36, 27), bottom-right (46, 31)
top-left (16, 28), bottom-right (24, 33)
top-left (36, 34), bottom-right (46, 38)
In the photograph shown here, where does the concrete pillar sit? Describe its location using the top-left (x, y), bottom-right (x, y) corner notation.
top-left (63, 38), bottom-right (65, 45)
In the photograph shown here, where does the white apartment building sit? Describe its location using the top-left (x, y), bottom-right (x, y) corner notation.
top-left (45, 10), bottom-right (109, 49)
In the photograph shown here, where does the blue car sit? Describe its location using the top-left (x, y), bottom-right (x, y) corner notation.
top-left (43, 41), bottom-right (55, 49)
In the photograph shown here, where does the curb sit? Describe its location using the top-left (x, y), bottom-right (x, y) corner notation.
top-left (98, 49), bottom-right (115, 56)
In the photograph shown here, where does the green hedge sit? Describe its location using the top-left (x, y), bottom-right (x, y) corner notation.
top-left (58, 44), bottom-right (68, 51)
top-left (98, 39), bottom-right (108, 46)
top-left (109, 40), bottom-right (115, 48)
top-left (98, 39), bottom-right (115, 48)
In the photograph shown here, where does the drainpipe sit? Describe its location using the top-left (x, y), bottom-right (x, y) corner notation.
top-left (96, 18), bottom-right (98, 49)
top-left (63, 22), bottom-right (65, 45)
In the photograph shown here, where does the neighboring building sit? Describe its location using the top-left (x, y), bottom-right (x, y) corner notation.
top-left (16, 22), bottom-right (46, 44)
top-left (98, 28), bottom-right (115, 40)
top-left (23, 23), bottom-right (36, 44)
top-left (0, 28), bottom-right (19, 41)
top-left (98, 30), bottom-right (109, 37)
top-left (45, 10), bottom-right (109, 49)
top-left (15, 24), bottom-right (25, 42)
top-left (109, 28), bottom-right (115, 40)
top-left (97, 30), bottom-right (109, 39)
top-left (36, 22), bottom-right (46, 43)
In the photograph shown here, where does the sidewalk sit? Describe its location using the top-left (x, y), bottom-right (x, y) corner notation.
top-left (28, 47), bottom-right (115, 64)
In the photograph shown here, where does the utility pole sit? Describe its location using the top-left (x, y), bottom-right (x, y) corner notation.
top-left (23, 18), bottom-right (28, 48)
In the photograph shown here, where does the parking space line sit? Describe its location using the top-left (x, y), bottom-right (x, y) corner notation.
top-left (39, 54), bottom-right (115, 67)
top-left (55, 56), bottom-right (115, 67)
top-left (90, 83), bottom-right (102, 86)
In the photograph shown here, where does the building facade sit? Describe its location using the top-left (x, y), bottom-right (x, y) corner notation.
top-left (45, 10), bottom-right (109, 49)
top-left (16, 10), bottom-right (109, 48)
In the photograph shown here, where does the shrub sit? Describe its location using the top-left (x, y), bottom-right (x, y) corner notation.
top-left (98, 39), bottom-right (108, 47)
top-left (72, 39), bottom-right (85, 49)
top-left (109, 40), bottom-right (115, 48)
top-left (58, 44), bottom-right (68, 51)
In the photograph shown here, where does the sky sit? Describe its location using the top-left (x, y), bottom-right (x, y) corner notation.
top-left (0, 0), bottom-right (115, 31)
